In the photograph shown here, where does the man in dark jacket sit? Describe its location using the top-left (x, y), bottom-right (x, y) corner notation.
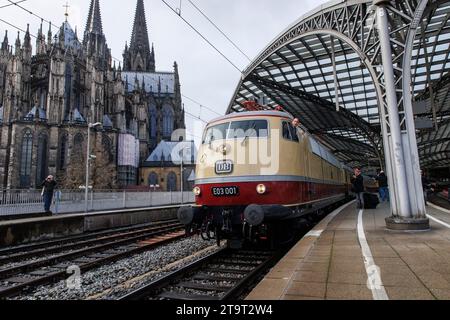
top-left (351, 168), bottom-right (365, 209)
top-left (421, 170), bottom-right (431, 206)
top-left (41, 175), bottom-right (57, 214)
top-left (376, 170), bottom-right (389, 202)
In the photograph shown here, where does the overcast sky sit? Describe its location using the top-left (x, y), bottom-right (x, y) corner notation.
top-left (0, 0), bottom-right (327, 143)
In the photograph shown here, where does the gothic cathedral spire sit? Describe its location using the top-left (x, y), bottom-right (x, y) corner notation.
top-left (123, 0), bottom-right (155, 72)
top-left (84, 0), bottom-right (103, 39)
top-left (83, 0), bottom-right (109, 70)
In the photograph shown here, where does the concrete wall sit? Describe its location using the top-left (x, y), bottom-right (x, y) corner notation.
top-left (0, 215), bottom-right (85, 246)
top-left (84, 206), bottom-right (178, 231)
top-left (0, 206), bottom-right (179, 246)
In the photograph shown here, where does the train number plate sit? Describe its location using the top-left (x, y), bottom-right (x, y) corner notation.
top-left (215, 160), bottom-right (234, 175)
top-left (212, 186), bottom-right (240, 197)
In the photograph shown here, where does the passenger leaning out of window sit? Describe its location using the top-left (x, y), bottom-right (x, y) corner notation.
top-left (292, 118), bottom-right (306, 137)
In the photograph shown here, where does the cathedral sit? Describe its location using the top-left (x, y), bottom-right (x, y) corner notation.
top-left (0, 0), bottom-right (186, 189)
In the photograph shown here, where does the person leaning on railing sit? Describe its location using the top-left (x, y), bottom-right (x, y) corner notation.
top-left (40, 175), bottom-right (57, 214)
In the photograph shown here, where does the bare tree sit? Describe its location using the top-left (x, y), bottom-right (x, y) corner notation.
top-left (91, 136), bottom-right (118, 190)
top-left (60, 149), bottom-right (86, 189)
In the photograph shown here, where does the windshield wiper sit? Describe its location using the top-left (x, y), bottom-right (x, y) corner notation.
top-left (208, 136), bottom-right (215, 149)
top-left (241, 123), bottom-right (257, 146)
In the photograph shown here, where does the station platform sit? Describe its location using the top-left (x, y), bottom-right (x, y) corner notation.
top-left (247, 200), bottom-right (450, 300)
top-left (0, 205), bottom-right (184, 247)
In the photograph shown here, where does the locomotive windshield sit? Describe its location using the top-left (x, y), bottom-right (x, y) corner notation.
top-left (202, 120), bottom-right (268, 144)
top-left (203, 122), bottom-right (229, 144)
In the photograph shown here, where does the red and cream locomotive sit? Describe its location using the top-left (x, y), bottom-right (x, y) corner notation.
top-left (178, 103), bottom-right (352, 247)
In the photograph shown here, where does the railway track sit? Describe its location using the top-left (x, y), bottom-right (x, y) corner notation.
top-left (0, 220), bottom-right (184, 265)
top-left (0, 219), bottom-right (180, 260)
top-left (119, 248), bottom-right (281, 301)
top-left (0, 221), bottom-right (186, 299)
top-left (431, 193), bottom-right (450, 210)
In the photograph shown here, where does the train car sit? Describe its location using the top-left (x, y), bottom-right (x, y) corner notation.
top-left (178, 109), bottom-right (352, 247)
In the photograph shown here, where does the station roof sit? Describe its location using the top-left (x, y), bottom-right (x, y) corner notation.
top-left (227, 0), bottom-right (450, 169)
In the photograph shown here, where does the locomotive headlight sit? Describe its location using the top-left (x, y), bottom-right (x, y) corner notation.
top-left (256, 184), bottom-right (267, 195)
top-left (193, 186), bottom-right (202, 196)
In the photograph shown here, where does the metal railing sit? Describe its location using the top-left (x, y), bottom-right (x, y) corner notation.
top-left (0, 189), bottom-right (195, 217)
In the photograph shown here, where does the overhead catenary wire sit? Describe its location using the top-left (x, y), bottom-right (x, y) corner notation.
top-left (0, 0), bottom-right (27, 9)
top-left (0, 18), bottom-right (211, 128)
top-left (1, 2), bottom-right (215, 128)
top-left (161, 0), bottom-right (243, 74)
top-left (187, 0), bottom-right (251, 62)
top-left (124, 80), bottom-right (212, 125)
top-left (6, 0), bottom-right (60, 31)
top-left (4, 0), bottom-right (244, 72)
top-left (0, 17), bottom-right (37, 39)
top-left (182, 94), bottom-right (222, 116)
top-left (4, 0), bottom-right (241, 73)
top-left (185, 111), bottom-right (208, 124)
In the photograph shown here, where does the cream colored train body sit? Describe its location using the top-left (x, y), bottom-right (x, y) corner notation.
top-left (178, 111), bottom-right (352, 246)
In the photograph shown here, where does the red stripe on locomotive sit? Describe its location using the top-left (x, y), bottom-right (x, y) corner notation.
top-left (196, 181), bottom-right (349, 206)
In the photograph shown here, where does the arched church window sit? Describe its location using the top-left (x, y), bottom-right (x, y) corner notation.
top-left (36, 133), bottom-right (49, 186)
top-left (167, 172), bottom-right (177, 191)
top-left (162, 104), bottom-right (174, 137)
top-left (73, 133), bottom-right (84, 155)
top-left (59, 134), bottom-right (68, 171)
top-left (20, 130), bottom-right (33, 188)
top-left (148, 172), bottom-right (158, 186)
top-left (102, 135), bottom-right (114, 164)
top-left (149, 105), bottom-right (157, 138)
top-left (64, 65), bottom-right (72, 118)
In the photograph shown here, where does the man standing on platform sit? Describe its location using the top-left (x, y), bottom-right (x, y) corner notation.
top-left (421, 170), bottom-right (431, 206)
top-left (40, 175), bottom-right (57, 214)
top-left (351, 168), bottom-right (365, 209)
top-left (376, 170), bottom-right (389, 202)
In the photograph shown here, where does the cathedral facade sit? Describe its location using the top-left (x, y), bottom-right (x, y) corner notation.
top-left (0, 0), bottom-right (185, 190)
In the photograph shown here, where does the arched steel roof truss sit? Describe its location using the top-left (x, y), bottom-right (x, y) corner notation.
top-left (228, 0), bottom-right (450, 170)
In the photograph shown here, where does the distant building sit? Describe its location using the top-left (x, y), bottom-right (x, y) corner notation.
top-left (140, 141), bottom-right (196, 192)
top-left (0, 0), bottom-right (185, 189)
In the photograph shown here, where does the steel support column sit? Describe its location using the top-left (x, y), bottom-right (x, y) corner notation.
top-left (401, 0), bottom-right (429, 219)
top-left (374, 0), bottom-right (429, 230)
top-left (331, 36), bottom-right (340, 112)
top-left (376, 3), bottom-right (411, 217)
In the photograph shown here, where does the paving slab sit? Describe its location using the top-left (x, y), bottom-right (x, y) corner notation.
top-left (247, 200), bottom-right (450, 300)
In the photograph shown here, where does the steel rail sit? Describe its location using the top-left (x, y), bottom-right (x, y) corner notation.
top-left (0, 228), bottom-right (185, 298)
top-left (0, 219), bottom-right (179, 257)
top-left (118, 248), bottom-right (279, 301)
top-left (0, 220), bottom-right (180, 265)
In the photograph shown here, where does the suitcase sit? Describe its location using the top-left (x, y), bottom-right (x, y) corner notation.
top-left (363, 193), bottom-right (380, 209)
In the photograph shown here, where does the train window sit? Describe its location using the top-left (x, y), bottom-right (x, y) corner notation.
top-left (203, 122), bottom-right (229, 144)
top-left (282, 121), bottom-right (299, 142)
top-left (282, 122), bottom-right (291, 140)
top-left (228, 120), bottom-right (268, 139)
